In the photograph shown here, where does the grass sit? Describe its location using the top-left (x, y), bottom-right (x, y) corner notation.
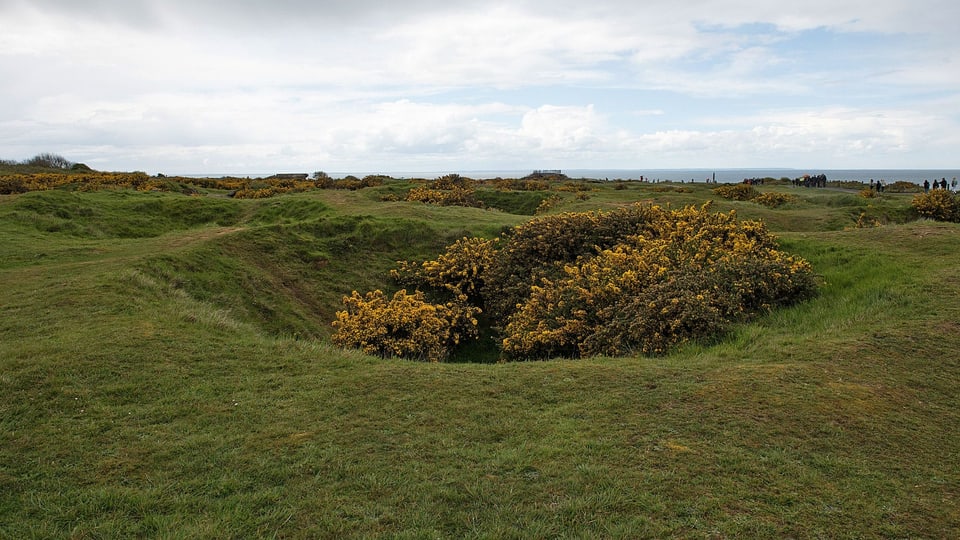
top-left (1, 180), bottom-right (959, 537)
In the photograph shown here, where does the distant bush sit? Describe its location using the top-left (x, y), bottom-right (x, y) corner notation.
top-left (23, 153), bottom-right (73, 169)
top-left (405, 185), bottom-right (483, 207)
top-left (555, 182), bottom-right (592, 193)
top-left (712, 183), bottom-right (758, 201)
top-left (885, 181), bottom-right (924, 193)
top-left (404, 175), bottom-right (483, 207)
top-left (829, 180), bottom-right (867, 190)
top-left (429, 174), bottom-right (474, 190)
top-left (911, 190), bottom-right (960, 222)
top-left (859, 188), bottom-right (878, 199)
top-left (487, 178), bottom-right (550, 191)
top-left (755, 192), bottom-right (796, 207)
top-left (534, 195), bottom-right (564, 214)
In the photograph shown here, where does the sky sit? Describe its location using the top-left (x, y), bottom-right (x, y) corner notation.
top-left (1, 0), bottom-right (958, 175)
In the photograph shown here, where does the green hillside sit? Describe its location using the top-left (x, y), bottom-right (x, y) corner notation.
top-left (1, 179), bottom-right (958, 537)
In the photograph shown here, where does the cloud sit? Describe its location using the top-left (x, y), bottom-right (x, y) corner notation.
top-left (1, 0), bottom-right (958, 171)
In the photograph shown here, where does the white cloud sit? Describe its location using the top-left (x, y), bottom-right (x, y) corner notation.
top-left (1, 0), bottom-right (958, 171)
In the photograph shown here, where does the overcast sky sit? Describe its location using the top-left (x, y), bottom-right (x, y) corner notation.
top-left (1, 0), bottom-right (958, 174)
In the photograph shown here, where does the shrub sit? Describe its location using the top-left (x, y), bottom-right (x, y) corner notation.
top-left (885, 181), bottom-right (923, 193)
top-left (911, 190), bottom-right (960, 222)
top-left (755, 192), bottom-right (796, 207)
top-left (392, 236), bottom-right (499, 304)
top-left (487, 178), bottom-right (550, 191)
top-left (712, 183), bottom-right (758, 201)
top-left (430, 174), bottom-right (474, 190)
top-left (499, 204), bottom-right (817, 359)
top-left (331, 289), bottom-right (480, 362)
top-left (859, 188), bottom-right (878, 199)
top-left (24, 153), bottom-right (73, 169)
top-left (0, 176), bottom-right (26, 194)
top-left (534, 195), bottom-right (563, 214)
top-left (334, 203), bottom-right (818, 362)
top-left (406, 186), bottom-right (483, 208)
top-left (482, 204), bottom-right (662, 321)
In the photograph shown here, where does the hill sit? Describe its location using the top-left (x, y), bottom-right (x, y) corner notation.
top-left (1, 178), bottom-right (958, 537)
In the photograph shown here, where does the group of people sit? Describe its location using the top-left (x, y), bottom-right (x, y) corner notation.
top-left (869, 179), bottom-right (886, 192)
top-left (923, 178), bottom-right (952, 192)
top-left (792, 174), bottom-right (828, 188)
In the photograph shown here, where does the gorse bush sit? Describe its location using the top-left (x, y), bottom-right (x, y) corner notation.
top-left (0, 172), bottom-right (151, 194)
top-left (405, 185), bottom-right (483, 207)
top-left (482, 204), bottom-right (662, 321)
top-left (885, 181), bottom-right (924, 193)
top-left (331, 289), bottom-right (480, 362)
top-left (334, 203), bottom-right (818, 361)
top-left (392, 236), bottom-right (499, 305)
top-left (712, 183), bottom-right (759, 201)
top-left (488, 178), bottom-right (549, 191)
top-left (404, 175), bottom-right (483, 207)
top-left (755, 192), bottom-right (796, 207)
top-left (911, 189), bottom-right (960, 222)
top-left (500, 204), bottom-right (817, 358)
top-left (713, 184), bottom-right (797, 209)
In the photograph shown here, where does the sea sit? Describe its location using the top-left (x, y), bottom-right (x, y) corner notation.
top-left (187, 168), bottom-right (959, 185)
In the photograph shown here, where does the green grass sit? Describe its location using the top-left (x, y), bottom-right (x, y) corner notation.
top-left (1, 182), bottom-right (959, 537)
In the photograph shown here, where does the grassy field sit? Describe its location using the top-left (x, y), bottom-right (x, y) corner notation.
top-left (1, 180), bottom-right (958, 538)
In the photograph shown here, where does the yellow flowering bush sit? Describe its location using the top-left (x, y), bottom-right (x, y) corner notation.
top-left (0, 171), bottom-right (152, 193)
top-left (482, 204), bottom-right (662, 320)
top-left (403, 175), bottom-right (483, 207)
top-left (331, 289), bottom-right (480, 362)
top-left (392, 236), bottom-right (499, 304)
top-left (488, 178), bottom-right (550, 191)
top-left (499, 204), bottom-right (817, 359)
top-left (911, 189), bottom-right (960, 222)
top-left (755, 192), bottom-right (796, 207)
top-left (429, 174), bottom-right (474, 190)
top-left (405, 186), bottom-right (483, 207)
top-left (334, 203), bottom-right (817, 361)
top-left (533, 195), bottom-right (564, 214)
top-left (712, 183), bottom-right (758, 201)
